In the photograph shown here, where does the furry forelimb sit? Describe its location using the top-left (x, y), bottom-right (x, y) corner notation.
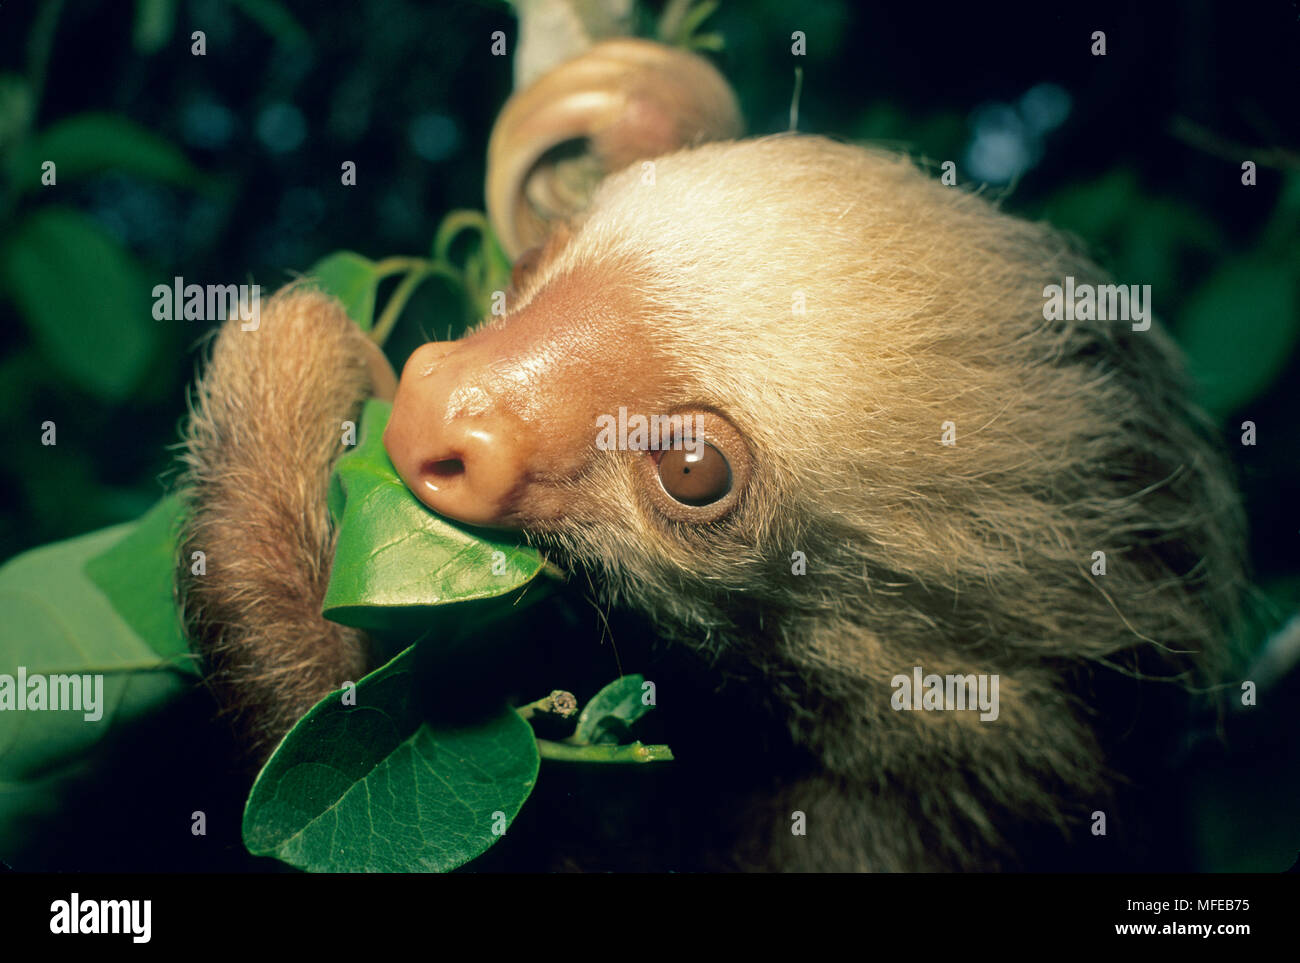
top-left (178, 288), bottom-right (388, 763)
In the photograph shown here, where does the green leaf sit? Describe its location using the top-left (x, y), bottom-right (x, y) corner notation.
top-left (0, 207), bottom-right (160, 401)
top-left (1175, 257), bottom-right (1299, 417)
top-left (5, 112), bottom-right (206, 194)
top-left (306, 251), bottom-right (379, 330)
top-left (227, 0), bottom-right (309, 46)
top-left (133, 0), bottom-right (177, 53)
top-left (0, 74), bottom-right (32, 153)
top-left (83, 494), bottom-right (198, 675)
top-left (242, 645), bottom-right (539, 872)
top-left (1037, 168), bottom-right (1140, 244)
top-left (322, 399), bottom-right (546, 635)
top-left (0, 524), bottom-right (192, 786)
top-left (852, 102), bottom-right (907, 142)
top-left (574, 674), bottom-right (652, 745)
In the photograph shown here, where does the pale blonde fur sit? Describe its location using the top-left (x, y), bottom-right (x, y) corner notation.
top-left (510, 135), bottom-right (1247, 869)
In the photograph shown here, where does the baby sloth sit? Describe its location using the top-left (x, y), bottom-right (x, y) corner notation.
top-left (180, 134), bottom-right (1246, 872)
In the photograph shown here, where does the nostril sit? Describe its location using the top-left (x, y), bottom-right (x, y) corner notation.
top-left (423, 458), bottom-right (465, 479)
top-left (395, 425), bottom-right (521, 527)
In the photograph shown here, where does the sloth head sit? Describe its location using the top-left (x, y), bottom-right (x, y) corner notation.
top-left (384, 135), bottom-right (1243, 695)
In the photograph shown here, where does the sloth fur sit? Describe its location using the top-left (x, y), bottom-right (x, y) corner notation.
top-left (178, 135), bottom-right (1247, 871)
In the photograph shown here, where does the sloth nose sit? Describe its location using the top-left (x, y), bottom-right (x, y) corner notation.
top-left (382, 340), bottom-right (527, 528)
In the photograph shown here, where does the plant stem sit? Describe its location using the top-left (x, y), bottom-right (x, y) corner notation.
top-left (535, 739), bottom-right (674, 764)
top-left (516, 690), bottom-right (577, 720)
top-left (432, 209), bottom-right (491, 265)
top-left (370, 261), bottom-right (461, 345)
top-left (371, 256), bottom-right (431, 279)
top-left (539, 559), bottom-right (567, 581)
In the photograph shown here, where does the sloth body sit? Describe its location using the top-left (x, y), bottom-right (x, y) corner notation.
top-left (181, 135), bottom-right (1245, 871)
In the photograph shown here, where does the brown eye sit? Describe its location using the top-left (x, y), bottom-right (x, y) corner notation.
top-left (657, 443), bottom-right (732, 506)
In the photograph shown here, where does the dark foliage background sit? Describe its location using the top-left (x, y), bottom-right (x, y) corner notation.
top-left (0, 0), bottom-right (1296, 871)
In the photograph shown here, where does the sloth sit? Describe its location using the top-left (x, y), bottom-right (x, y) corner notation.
top-left (178, 133), bottom-right (1246, 872)
top-left (177, 32), bottom-right (1246, 870)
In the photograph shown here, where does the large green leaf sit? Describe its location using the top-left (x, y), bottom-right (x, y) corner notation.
top-left (0, 207), bottom-right (160, 401)
top-left (0, 523), bottom-right (192, 785)
top-left (242, 645), bottom-right (539, 872)
top-left (4, 112), bottom-right (207, 194)
top-left (1175, 257), bottom-right (1299, 417)
top-left (83, 494), bottom-right (198, 674)
top-left (306, 251), bottom-right (380, 330)
top-left (322, 399), bottom-right (547, 635)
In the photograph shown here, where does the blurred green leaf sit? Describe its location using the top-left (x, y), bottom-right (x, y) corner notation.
top-left (84, 494), bottom-right (198, 675)
top-left (306, 251), bottom-right (379, 330)
top-left (1175, 256), bottom-right (1299, 417)
top-left (852, 105), bottom-right (966, 162)
top-left (323, 400), bottom-right (546, 635)
top-left (910, 113), bottom-right (966, 164)
top-left (1038, 168), bottom-right (1141, 244)
top-left (11, 442), bottom-right (104, 544)
top-left (1038, 173), bottom-right (1222, 294)
top-left (1189, 743), bottom-right (1300, 872)
top-left (5, 112), bottom-right (207, 194)
top-left (0, 207), bottom-right (160, 401)
top-left (574, 674), bottom-right (653, 745)
top-left (852, 102), bottom-right (908, 145)
top-left (1117, 199), bottom-right (1219, 295)
top-left (0, 349), bottom-right (39, 420)
top-left (0, 512), bottom-right (195, 864)
top-left (228, 0), bottom-right (309, 46)
top-left (133, 0), bottom-right (177, 53)
top-left (659, 0), bottom-right (723, 50)
top-left (0, 74), bottom-right (32, 154)
top-left (0, 523), bottom-right (192, 785)
top-left (1262, 171), bottom-right (1300, 248)
top-left (242, 644), bottom-right (539, 872)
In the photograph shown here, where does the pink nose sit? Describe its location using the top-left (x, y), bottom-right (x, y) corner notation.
top-left (382, 341), bottom-right (528, 528)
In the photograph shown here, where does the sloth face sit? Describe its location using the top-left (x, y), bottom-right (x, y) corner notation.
top-left (384, 136), bottom-right (1241, 682)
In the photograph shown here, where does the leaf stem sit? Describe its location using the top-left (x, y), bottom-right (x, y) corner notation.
top-left (432, 209), bottom-right (492, 265)
top-left (535, 739), bottom-right (674, 764)
top-left (539, 559), bottom-right (567, 581)
top-left (370, 262), bottom-right (461, 345)
top-left (371, 256), bottom-right (432, 279)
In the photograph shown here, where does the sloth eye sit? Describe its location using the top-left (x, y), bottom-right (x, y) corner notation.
top-left (657, 442), bottom-right (732, 506)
